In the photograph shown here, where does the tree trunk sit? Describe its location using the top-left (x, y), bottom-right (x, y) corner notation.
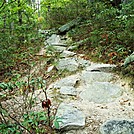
top-left (18, 0), bottom-right (22, 25)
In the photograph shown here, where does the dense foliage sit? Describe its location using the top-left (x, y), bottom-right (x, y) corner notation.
top-left (0, 0), bottom-right (44, 80)
top-left (46, 0), bottom-right (134, 64)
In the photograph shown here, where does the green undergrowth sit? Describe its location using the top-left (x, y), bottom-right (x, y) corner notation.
top-left (45, 0), bottom-right (134, 82)
top-left (46, 0), bottom-right (134, 67)
top-left (64, 2), bottom-right (134, 78)
top-left (67, 2), bottom-right (134, 63)
top-left (0, 36), bottom-right (44, 82)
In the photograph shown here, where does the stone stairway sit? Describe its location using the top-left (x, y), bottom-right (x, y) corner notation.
top-left (42, 34), bottom-right (134, 134)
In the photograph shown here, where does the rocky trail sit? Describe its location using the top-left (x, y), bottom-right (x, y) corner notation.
top-left (1, 33), bottom-right (134, 134)
top-left (35, 33), bottom-right (134, 134)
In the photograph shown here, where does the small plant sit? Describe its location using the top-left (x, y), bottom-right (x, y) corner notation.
top-left (0, 75), bottom-right (61, 133)
top-left (22, 111), bottom-right (47, 134)
top-left (53, 116), bottom-right (63, 129)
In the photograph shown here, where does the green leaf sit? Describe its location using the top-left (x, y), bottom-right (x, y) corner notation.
top-left (0, 83), bottom-right (7, 90)
top-left (53, 120), bottom-right (60, 129)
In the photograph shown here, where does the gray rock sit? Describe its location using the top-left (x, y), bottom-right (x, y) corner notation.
top-left (46, 34), bottom-right (67, 46)
top-left (58, 18), bottom-right (81, 33)
top-left (39, 29), bottom-right (51, 34)
top-left (60, 86), bottom-right (77, 96)
top-left (45, 33), bottom-right (77, 53)
top-left (52, 75), bottom-right (79, 89)
top-left (81, 71), bottom-right (113, 84)
top-left (100, 119), bottom-right (134, 134)
top-left (56, 57), bottom-right (91, 71)
top-left (56, 57), bottom-right (79, 71)
top-left (77, 58), bottom-right (91, 68)
top-left (52, 46), bottom-right (66, 52)
top-left (46, 44), bottom-right (66, 52)
top-left (124, 52), bottom-right (134, 67)
top-left (39, 28), bottom-right (57, 35)
top-left (86, 63), bottom-right (116, 72)
top-left (54, 103), bottom-right (85, 130)
top-left (67, 45), bottom-right (78, 51)
top-left (46, 34), bottom-right (59, 44)
top-left (47, 65), bottom-right (54, 73)
top-left (80, 82), bottom-right (122, 103)
top-left (60, 50), bottom-right (76, 58)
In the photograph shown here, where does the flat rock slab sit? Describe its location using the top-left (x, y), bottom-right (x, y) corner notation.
top-left (80, 82), bottom-right (122, 103)
top-left (47, 45), bottom-right (66, 52)
top-left (100, 119), bottom-right (134, 134)
top-left (60, 86), bottom-right (77, 96)
top-left (46, 34), bottom-right (66, 46)
top-left (56, 57), bottom-right (79, 71)
top-left (45, 34), bottom-right (68, 52)
top-left (60, 50), bottom-right (76, 58)
top-left (56, 57), bottom-right (90, 72)
top-left (86, 63), bottom-right (116, 72)
top-left (81, 71), bottom-right (113, 83)
top-left (50, 75), bottom-right (80, 89)
top-left (54, 103), bottom-right (85, 130)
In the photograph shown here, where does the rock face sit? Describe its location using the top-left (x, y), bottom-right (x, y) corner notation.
top-left (80, 82), bottom-right (122, 103)
top-left (54, 103), bottom-right (85, 130)
top-left (100, 119), bottom-right (134, 134)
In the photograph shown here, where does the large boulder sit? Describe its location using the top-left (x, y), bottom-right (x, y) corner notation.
top-left (100, 119), bottom-right (134, 134)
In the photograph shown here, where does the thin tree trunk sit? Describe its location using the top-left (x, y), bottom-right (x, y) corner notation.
top-left (18, 0), bottom-right (22, 25)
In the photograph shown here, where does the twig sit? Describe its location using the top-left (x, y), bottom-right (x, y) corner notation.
top-left (42, 86), bottom-right (51, 127)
